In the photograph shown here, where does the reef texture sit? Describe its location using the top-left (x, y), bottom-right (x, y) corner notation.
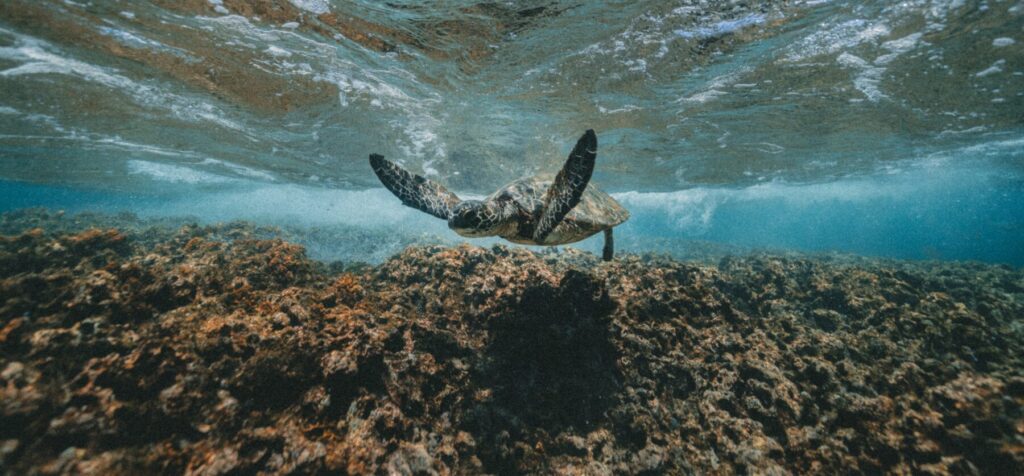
top-left (1, 214), bottom-right (1023, 475)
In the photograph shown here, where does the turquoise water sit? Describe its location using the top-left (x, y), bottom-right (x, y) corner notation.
top-left (1, 0), bottom-right (1022, 264)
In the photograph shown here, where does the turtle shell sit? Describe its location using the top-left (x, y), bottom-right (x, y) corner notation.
top-left (490, 177), bottom-right (630, 245)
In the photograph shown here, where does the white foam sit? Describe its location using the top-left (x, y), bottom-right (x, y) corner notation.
top-left (205, 0), bottom-right (229, 13)
top-left (0, 28), bottom-right (243, 131)
top-left (835, 53), bottom-right (883, 101)
top-left (992, 37), bottom-right (1015, 47)
top-left (615, 189), bottom-right (718, 233)
top-left (955, 136), bottom-right (1024, 156)
top-left (618, 179), bottom-right (907, 232)
top-left (612, 136), bottom-right (1024, 236)
top-left (676, 67), bottom-right (751, 104)
top-left (673, 14), bottom-right (766, 39)
top-left (97, 26), bottom-right (192, 58)
top-left (937, 126), bottom-right (986, 137)
top-left (597, 104), bottom-right (642, 114)
top-left (611, 166), bottom-right (966, 235)
top-left (420, 159), bottom-right (440, 177)
top-left (679, 89), bottom-right (727, 103)
top-left (317, 57), bottom-right (447, 161)
top-left (200, 158), bottom-right (277, 181)
top-left (161, 184), bottom-right (440, 231)
top-left (0, 42), bottom-right (135, 90)
top-left (976, 59), bottom-right (1005, 77)
top-left (875, 32), bottom-right (922, 64)
top-left (785, 19), bottom-right (891, 62)
top-left (625, 58), bottom-right (647, 73)
top-left (264, 45), bottom-right (292, 58)
top-left (94, 138), bottom-right (203, 158)
top-left (399, 118), bottom-right (446, 160)
top-left (199, 15), bottom-right (282, 42)
top-left (0, 111), bottom-right (216, 160)
top-left (288, 0), bottom-right (330, 15)
top-left (128, 160), bottom-right (232, 184)
top-left (291, 41), bottom-right (445, 165)
top-left (572, 8), bottom-right (769, 79)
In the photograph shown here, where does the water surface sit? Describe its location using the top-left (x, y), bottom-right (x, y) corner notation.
top-left (1, 0), bottom-right (1021, 263)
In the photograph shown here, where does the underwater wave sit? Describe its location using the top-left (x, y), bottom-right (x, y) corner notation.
top-left (3, 136), bottom-right (1020, 264)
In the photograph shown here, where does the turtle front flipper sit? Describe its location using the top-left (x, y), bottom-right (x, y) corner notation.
top-left (533, 129), bottom-right (597, 242)
top-left (370, 154), bottom-right (461, 220)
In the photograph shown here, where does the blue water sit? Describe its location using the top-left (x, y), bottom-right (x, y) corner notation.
top-left (1, 0), bottom-right (1022, 265)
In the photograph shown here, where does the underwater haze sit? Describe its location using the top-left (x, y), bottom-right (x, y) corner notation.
top-left (0, 0), bottom-right (1022, 264)
top-left (5, 2), bottom-right (1024, 474)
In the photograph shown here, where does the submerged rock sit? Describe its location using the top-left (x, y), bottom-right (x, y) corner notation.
top-left (0, 211), bottom-right (1022, 474)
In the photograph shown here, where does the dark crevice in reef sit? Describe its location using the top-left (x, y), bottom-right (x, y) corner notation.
top-left (0, 209), bottom-right (1022, 474)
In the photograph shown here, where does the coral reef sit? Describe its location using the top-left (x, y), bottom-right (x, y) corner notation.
top-left (1, 210), bottom-right (1022, 474)
top-left (0, 208), bottom-right (450, 267)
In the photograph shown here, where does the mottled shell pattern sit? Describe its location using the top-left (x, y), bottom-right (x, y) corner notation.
top-left (492, 177), bottom-right (629, 246)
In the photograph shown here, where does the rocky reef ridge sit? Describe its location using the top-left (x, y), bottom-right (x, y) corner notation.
top-left (1, 210), bottom-right (1022, 474)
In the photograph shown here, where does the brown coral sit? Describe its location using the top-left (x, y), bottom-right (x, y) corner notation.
top-left (0, 211), bottom-right (1022, 474)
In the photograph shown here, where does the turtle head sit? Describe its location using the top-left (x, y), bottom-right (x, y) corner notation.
top-left (448, 200), bottom-right (505, 237)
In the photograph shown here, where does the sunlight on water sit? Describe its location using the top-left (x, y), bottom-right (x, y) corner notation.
top-left (0, 0), bottom-right (1022, 262)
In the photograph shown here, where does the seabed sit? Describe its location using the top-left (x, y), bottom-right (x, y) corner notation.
top-left (1, 209), bottom-right (1021, 474)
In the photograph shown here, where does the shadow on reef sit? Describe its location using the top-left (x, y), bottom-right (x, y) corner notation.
top-left (465, 269), bottom-right (622, 472)
top-left (482, 269), bottom-right (619, 430)
top-left (1, 209), bottom-right (1023, 474)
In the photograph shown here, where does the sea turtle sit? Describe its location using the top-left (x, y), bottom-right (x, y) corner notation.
top-left (369, 129), bottom-right (629, 261)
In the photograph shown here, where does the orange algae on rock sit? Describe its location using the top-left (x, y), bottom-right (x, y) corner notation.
top-left (0, 211), bottom-right (1022, 474)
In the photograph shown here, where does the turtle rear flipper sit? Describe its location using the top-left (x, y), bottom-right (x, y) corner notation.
top-left (602, 228), bottom-right (614, 261)
top-left (533, 129), bottom-right (597, 242)
top-left (370, 154), bottom-right (461, 220)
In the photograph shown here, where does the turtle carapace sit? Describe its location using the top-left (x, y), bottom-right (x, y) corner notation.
top-left (369, 130), bottom-right (629, 261)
